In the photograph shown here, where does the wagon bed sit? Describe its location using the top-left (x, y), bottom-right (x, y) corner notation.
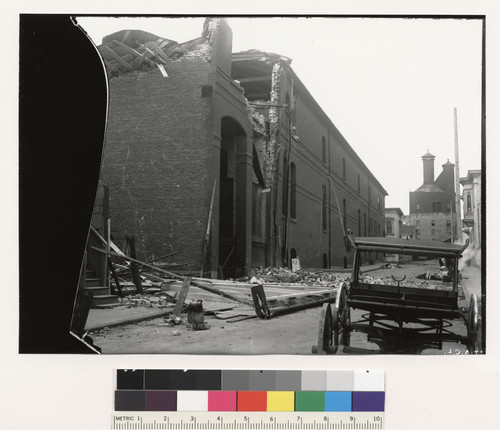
top-left (313, 236), bottom-right (481, 354)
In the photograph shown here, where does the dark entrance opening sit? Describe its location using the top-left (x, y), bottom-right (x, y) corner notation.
top-left (218, 117), bottom-right (247, 279)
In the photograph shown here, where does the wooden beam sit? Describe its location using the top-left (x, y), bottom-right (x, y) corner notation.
top-left (113, 40), bottom-right (148, 62)
top-left (103, 46), bottom-right (134, 70)
top-left (248, 101), bottom-right (289, 109)
top-left (145, 42), bottom-right (172, 64)
top-left (246, 93), bottom-right (271, 100)
top-left (236, 75), bottom-right (270, 83)
top-left (173, 277), bottom-right (191, 317)
top-left (102, 59), bottom-right (120, 73)
top-left (92, 247), bottom-right (252, 305)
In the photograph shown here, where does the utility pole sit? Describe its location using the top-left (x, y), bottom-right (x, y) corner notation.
top-left (454, 108), bottom-right (462, 243)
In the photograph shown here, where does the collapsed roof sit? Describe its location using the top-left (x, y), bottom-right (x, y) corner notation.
top-left (97, 23), bottom-right (215, 78)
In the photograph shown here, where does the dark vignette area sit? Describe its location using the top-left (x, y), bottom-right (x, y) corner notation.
top-left (19, 15), bottom-right (107, 353)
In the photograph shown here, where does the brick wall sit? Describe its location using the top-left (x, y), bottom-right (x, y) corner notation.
top-left (100, 55), bottom-right (215, 268)
top-left (281, 78), bottom-right (386, 268)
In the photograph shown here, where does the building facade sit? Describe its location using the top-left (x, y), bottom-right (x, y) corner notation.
top-left (409, 152), bottom-right (456, 242)
top-left (460, 170), bottom-right (482, 247)
top-left (385, 208), bottom-right (403, 238)
top-left (97, 19), bottom-right (387, 277)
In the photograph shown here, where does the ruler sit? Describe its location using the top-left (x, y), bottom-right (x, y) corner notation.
top-left (112, 412), bottom-right (384, 429)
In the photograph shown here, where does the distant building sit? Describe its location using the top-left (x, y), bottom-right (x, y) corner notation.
top-left (460, 170), bottom-right (482, 246)
top-left (409, 151), bottom-right (455, 242)
top-left (400, 223), bottom-right (416, 239)
top-left (384, 208), bottom-right (412, 263)
top-left (385, 207), bottom-right (403, 238)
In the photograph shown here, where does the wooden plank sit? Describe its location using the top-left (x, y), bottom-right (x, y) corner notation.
top-left (90, 226), bottom-right (125, 255)
top-left (145, 42), bottom-right (172, 64)
top-left (266, 289), bottom-right (335, 301)
top-left (92, 247), bottom-right (252, 305)
top-left (108, 259), bottom-right (123, 298)
top-left (201, 180), bottom-right (217, 277)
top-left (102, 58), bottom-right (120, 73)
top-left (141, 272), bottom-right (166, 282)
top-left (113, 40), bottom-right (148, 62)
top-left (126, 236), bottom-right (142, 294)
top-left (173, 277), bottom-right (191, 317)
top-left (103, 46), bottom-right (134, 70)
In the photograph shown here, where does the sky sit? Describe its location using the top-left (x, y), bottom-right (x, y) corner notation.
top-left (76, 16), bottom-right (483, 214)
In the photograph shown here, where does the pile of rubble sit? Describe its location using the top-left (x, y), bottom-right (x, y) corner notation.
top-left (252, 267), bottom-right (349, 287)
top-left (117, 292), bottom-right (176, 309)
top-left (358, 275), bottom-right (453, 291)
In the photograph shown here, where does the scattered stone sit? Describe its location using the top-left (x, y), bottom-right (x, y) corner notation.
top-left (253, 267), bottom-right (349, 287)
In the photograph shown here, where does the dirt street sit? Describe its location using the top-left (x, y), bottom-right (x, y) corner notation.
top-left (89, 262), bottom-right (480, 355)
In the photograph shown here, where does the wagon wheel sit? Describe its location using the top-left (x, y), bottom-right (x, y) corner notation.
top-left (340, 306), bottom-right (351, 347)
top-left (336, 282), bottom-right (351, 347)
top-left (467, 294), bottom-right (482, 354)
top-left (312, 303), bottom-right (337, 354)
top-left (251, 285), bottom-right (271, 320)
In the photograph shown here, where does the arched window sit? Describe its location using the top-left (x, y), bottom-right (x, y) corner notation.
top-left (290, 163), bottom-right (297, 219)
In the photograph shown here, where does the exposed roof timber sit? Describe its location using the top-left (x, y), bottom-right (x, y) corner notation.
top-left (232, 51), bottom-right (292, 65)
top-left (113, 40), bottom-right (148, 62)
top-left (144, 42), bottom-right (172, 64)
top-left (245, 93), bottom-right (271, 100)
top-left (102, 59), bottom-right (120, 73)
top-left (232, 61), bottom-right (272, 80)
top-left (236, 75), bottom-right (271, 84)
top-left (101, 46), bottom-right (134, 70)
top-left (248, 101), bottom-right (289, 108)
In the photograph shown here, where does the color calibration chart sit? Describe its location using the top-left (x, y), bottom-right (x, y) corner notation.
top-left (113, 369), bottom-right (385, 429)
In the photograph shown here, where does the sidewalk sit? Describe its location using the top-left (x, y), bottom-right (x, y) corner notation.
top-left (85, 306), bottom-right (173, 332)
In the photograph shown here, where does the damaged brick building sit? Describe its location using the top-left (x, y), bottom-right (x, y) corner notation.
top-left (98, 18), bottom-right (387, 278)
